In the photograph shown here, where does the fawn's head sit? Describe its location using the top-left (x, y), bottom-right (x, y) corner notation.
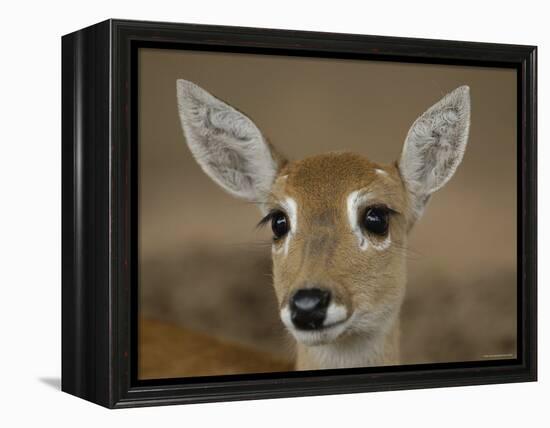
top-left (176, 80), bottom-right (470, 347)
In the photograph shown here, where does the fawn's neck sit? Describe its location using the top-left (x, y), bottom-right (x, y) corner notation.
top-left (294, 317), bottom-right (400, 370)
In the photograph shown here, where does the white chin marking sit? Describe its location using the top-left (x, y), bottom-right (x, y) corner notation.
top-left (375, 168), bottom-right (388, 176)
top-left (324, 303), bottom-right (347, 327)
top-left (292, 321), bottom-right (350, 346)
top-left (280, 305), bottom-right (351, 346)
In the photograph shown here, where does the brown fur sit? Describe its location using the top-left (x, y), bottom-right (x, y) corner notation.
top-left (139, 318), bottom-right (293, 379)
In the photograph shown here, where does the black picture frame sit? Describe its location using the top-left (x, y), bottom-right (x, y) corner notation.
top-left (61, 19), bottom-right (537, 409)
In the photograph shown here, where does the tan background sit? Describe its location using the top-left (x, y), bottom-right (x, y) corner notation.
top-left (138, 48), bottom-right (517, 377)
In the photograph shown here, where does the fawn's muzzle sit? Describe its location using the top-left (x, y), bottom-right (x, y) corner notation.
top-left (290, 288), bottom-right (331, 330)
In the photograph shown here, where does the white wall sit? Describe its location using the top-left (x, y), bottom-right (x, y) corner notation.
top-left (0, 0), bottom-right (546, 426)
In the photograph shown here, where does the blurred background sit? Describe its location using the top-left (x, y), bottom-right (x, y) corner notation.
top-left (138, 48), bottom-right (517, 379)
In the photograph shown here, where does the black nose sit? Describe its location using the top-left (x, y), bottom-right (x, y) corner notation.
top-left (290, 288), bottom-right (331, 330)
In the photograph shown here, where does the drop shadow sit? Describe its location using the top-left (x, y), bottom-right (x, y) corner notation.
top-left (38, 377), bottom-right (61, 390)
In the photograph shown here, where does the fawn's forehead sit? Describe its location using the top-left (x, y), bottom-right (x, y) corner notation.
top-left (270, 153), bottom-right (407, 215)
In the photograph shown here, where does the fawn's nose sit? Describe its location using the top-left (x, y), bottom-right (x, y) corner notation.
top-left (290, 288), bottom-right (331, 330)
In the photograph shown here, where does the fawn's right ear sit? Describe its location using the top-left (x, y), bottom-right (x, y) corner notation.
top-left (176, 79), bottom-right (283, 203)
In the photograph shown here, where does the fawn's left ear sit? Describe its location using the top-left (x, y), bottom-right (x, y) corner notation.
top-left (176, 79), bottom-right (283, 204)
top-left (399, 86), bottom-right (471, 220)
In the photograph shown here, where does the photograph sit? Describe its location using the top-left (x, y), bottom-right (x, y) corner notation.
top-left (137, 47), bottom-right (518, 379)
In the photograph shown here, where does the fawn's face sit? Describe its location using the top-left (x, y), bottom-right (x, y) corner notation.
top-left (266, 154), bottom-right (410, 345)
top-left (176, 80), bottom-right (470, 347)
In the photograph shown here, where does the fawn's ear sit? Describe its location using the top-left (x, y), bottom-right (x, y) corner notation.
top-left (176, 79), bottom-right (282, 203)
top-left (399, 86), bottom-right (471, 220)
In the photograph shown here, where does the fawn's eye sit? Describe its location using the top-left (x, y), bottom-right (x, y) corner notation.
top-left (363, 206), bottom-right (389, 236)
top-left (271, 211), bottom-right (289, 239)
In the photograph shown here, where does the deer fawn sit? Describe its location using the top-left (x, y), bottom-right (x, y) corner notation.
top-left (176, 80), bottom-right (470, 370)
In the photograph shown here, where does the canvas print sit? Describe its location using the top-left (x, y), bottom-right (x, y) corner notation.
top-left (138, 49), bottom-right (517, 379)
